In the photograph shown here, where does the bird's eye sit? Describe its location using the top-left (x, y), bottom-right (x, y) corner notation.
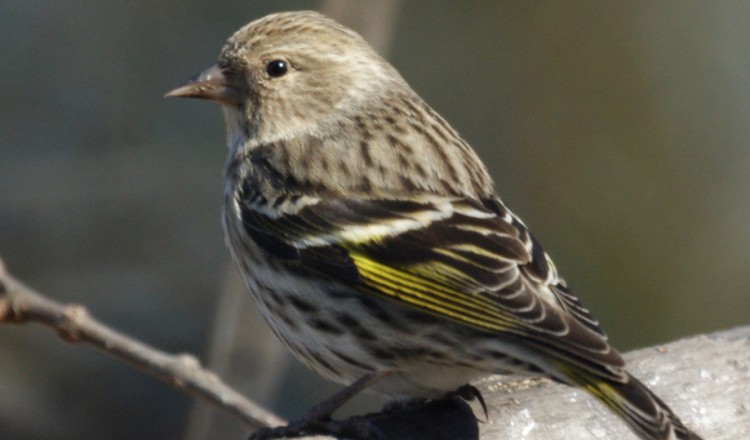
top-left (266, 60), bottom-right (288, 78)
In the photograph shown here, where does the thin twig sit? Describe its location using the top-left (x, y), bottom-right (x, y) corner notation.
top-left (0, 259), bottom-right (285, 430)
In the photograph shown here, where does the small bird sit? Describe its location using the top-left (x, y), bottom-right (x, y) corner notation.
top-left (167, 11), bottom-right (702, 440)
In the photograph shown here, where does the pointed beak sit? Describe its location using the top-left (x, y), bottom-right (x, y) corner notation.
top-left (165, 64), bottom-right (239, 105)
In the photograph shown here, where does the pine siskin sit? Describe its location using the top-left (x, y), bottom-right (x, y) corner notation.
top-left (167, 11), bottom-right (702, 440)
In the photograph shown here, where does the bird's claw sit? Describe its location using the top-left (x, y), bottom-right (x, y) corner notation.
top-left (249, 415), bottom-right (385, 440)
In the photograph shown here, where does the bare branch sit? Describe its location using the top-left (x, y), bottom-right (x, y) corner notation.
top-left (0, 259), bottom-right (285, 430)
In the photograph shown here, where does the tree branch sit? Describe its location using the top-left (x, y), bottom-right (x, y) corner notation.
top-left (475, 326), bottom-right (749, 439)
top-left (0, 259), bottom-right (285, 430)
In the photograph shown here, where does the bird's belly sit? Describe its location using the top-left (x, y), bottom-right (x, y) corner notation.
top-left (236, 261), bottom-right (539, 398)
top-left (229, 244), bottom-right (481, 389)
top-left (223, 206), bottom-right (543, 397)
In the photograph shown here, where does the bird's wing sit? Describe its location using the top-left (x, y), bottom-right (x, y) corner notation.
top-left (240, 194), bottom-right (625, 378)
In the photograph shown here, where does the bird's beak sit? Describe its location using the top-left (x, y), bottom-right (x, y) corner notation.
top-left (164, 64), bottom-right (239, 105)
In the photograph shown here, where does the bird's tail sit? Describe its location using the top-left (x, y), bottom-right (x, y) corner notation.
top-left (562, 367), bottom-right (702, 440)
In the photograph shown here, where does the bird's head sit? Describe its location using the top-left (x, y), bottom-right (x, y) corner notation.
top-left (166, 11), bottom-right (404, 150)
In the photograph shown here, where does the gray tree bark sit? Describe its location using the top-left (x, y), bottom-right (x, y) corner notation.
top-left (476, 326), bottom-right (748, 439)
top-left (297, 326), bottom-right (748, 439)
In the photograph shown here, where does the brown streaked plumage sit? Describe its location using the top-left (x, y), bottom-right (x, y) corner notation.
top-left (167, 10), bottom-right (702, 440)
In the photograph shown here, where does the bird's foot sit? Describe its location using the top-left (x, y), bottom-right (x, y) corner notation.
top-left (380, 384), bottom-right (487, 421)
top-left (249, 415), bottom-right (385, 440)
top-left (379, 396), bottom-right (427, 413)
top-left (446, 384), bottom-right (488, 421)
top-left (250, 372), bottom-right (391, 440)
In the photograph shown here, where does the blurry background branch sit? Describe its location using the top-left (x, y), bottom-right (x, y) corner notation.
top-left (319, 0), bottom-right (403, 54)
top-left (2, 257), bottom-right (746, 439)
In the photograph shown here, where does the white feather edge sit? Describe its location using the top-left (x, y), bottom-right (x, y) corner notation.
top-left (274, 198), bottom-right (496, 247)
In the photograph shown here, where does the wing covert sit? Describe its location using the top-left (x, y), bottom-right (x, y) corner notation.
top-left (239, 193), bottom-right (624, 375)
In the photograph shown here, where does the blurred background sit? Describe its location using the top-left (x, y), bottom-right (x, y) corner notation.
top-left (1, 1), bottom-right (748, 439)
